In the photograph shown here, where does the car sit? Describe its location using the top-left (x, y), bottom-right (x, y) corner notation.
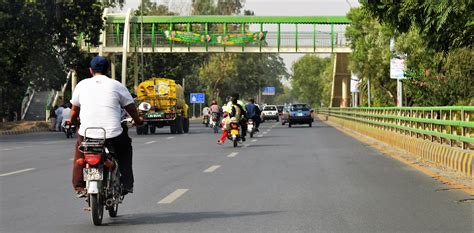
top-left (261, 105), bottom-right (279, 122)
top-left (287, 104), bottom-right (313, 127)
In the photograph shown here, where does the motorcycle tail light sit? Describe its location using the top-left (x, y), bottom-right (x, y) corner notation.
top-left (230, 124), bottom-right (239, 129)
top-left (84, 153), bottom-right (101, 165)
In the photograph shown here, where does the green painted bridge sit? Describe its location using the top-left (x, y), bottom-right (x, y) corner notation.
top-left (80, 9), bottom-right (351, 54)
top-left (76, 9), bottom-right (352, 107)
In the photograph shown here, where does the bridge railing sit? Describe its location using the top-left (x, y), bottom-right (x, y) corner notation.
top-left (80, 14), bottom-right (351, 53)
top-left (318, 107), bottom-right (474, 150)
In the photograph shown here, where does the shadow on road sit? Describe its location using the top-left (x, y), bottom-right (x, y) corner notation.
top-left (105, 211), bottom-right (281, 226)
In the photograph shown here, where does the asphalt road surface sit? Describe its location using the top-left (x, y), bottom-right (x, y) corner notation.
top-left (1, 120), bottom-right (472, 233)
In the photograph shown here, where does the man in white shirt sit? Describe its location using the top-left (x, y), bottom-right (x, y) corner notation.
top-left (70, 56), bottom-right (143, 197)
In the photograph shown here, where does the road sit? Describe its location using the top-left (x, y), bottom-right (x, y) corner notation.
top-left (0, 120), bottom-right (472, 233)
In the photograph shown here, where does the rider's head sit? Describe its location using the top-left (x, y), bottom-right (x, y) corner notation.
top-left (211, 100), bottom-right (217, 105)
top-left (231, 93), bottom-right (239, 102)
top-left (89, 56), bottom-right (110, 76)
top-left (249, 98), bottom-right (255, 104)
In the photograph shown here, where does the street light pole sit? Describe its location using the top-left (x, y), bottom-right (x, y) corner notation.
top-left (140, 0), bottom-right (144, 82)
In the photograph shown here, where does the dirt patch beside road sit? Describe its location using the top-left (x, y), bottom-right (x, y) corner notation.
top-left (0, 121), bottom-right (50, 132)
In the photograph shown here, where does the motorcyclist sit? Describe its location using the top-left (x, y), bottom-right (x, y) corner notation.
top-left (70, 56), bottom-right (143, 197)
top-left (245, 98), bottom-right (261, 132)
top-left (226, 93), bottom-right (247, 141)
top-left (217, 99), bottom-right (241, 145)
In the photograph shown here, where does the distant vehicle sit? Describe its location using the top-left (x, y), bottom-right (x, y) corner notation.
top-left (287, 104), bottom-right (313, 127)
top-left (135, 77), bottom-right (189, 135)
top-left (280, 105), bottom-right (290, 125)
top-left (277, 105), bottom-right (284, 115)
top-left (261, 105), bottom-right (279, 122)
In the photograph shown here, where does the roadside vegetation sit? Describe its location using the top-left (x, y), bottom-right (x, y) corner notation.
top-left (290, 1), bottom-right (472, 107)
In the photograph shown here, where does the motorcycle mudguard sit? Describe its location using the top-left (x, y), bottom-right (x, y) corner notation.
top-left (87, 181), bottom-right (99, 194)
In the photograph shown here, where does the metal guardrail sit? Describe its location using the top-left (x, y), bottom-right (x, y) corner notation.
top-left (318, 107), bottom-right (474, 150)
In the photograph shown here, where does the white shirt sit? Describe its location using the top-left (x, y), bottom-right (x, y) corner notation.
top-left (61, 107), bottom-right (71, 125)
top-left (70, 75), bottom-right (134, 139)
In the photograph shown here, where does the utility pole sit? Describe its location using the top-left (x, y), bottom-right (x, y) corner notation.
top-left (140, 0), bottom-right (144, 82)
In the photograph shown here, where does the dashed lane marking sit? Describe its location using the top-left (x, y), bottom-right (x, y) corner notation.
top-left (227, 152), bottom-right (239, 158)
top-left (0, 168), bottom-right (35, 177)
top-left (257, 135), bottom-right (263, 138)
top-left (0, 146), bottom-right (33, 151)
top-left (204, 165), bottom-right (221, 173)
top-left (263, 132), bottom-right (268, 135)
top-left (145, 140), bottom-right (157, 144)
top-left (252, 139), bottom-right (258, 142)
top-left (166, 137), bottom-right (175, 139)
top-left (158, 189), bottom-right (189, 204)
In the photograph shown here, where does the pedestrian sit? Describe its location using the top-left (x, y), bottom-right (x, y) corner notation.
top-left (48, 106), bottom-right (58, 131)
top-left (55, 104), bottom-right (64, 131)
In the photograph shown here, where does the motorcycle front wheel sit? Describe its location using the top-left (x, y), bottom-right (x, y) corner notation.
top-left (90, 194), bottom-right (104, 226)
top-left (233, 140), bottom-right (238, 147)
top-left (108, 202), bottom-right (119, 217)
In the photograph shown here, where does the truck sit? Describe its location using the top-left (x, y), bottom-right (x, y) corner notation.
top-left (135, 77), bottom-right (189, 135)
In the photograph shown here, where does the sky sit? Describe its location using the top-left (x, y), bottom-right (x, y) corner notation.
top-left (115, 0), bottom-right (359, 74)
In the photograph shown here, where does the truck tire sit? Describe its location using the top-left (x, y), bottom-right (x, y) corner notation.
top-left (136, 125), bottom-right (143, 135)
top-left (183, 118), bottom-right (190, 133)
top-left (176, 116), bottom-right (184, 134)
top-left (150, 125), bottom-right (156, 134)
top-left (170, 121), bottom-right (177, 134)
top-left (142, 124), bottom-right (149, 135)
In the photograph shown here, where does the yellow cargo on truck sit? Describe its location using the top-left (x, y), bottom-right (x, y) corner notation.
top-left (135, 77), bottom-right (189, 134)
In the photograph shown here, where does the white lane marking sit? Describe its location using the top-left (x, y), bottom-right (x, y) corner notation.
top-left (204, 165), bottom-right (221, 173)
top-left (158, 189), bottom-right (189, 204)
top-left (0, 146), bottom-right (33, 151)
top-left (257, 135), bottom-right (263, 138)
top-left (227, 152), bottom-right (238, 158)
top-left (0, 168), bottom-right (35, 177)
top-left (145, 140), bottom-right (156, 144)
top-left (263, 132), bottom-right (268, 135)
top-left (252, 139), bottom-right (258, 142)
top-left (243, 144), bottom-right (250, 148)
top-left (167, 137), bottom-right (175, 139)
top-left (42, 141), bottom-right (61, 145)
top-left (69, 158), bottom-right (74, 161)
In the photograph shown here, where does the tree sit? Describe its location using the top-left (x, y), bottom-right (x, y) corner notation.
top-left (346, 7), bottom-right (397, 106)
top-left (290, 55), bottom-right (332, 107)
top-left (363, 0), bottom-right (473, 52)
top-left (0, 0), bottom-right (105, 120)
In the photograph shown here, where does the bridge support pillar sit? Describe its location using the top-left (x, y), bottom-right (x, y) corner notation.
top-left (330, 53), bottom-right (351, 107)
top-left (111, 55), bottom-right (116, 80)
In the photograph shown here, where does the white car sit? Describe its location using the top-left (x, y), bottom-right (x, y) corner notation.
top-left (261, 105), bottom-right (279, 122)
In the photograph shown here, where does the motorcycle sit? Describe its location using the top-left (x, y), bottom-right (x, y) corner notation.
top-left (227, 121), bottom-right (241, 147)
top-left (76, 127), bottom-right (122, 226)
top-left (63, 120), bottom-right (75, 138)
top-left (210, 113), bottom-right (220, 133)
top-left (247, 119), bottom-right (256, 138)
top-left (203, 115), bottom-right (210, 127)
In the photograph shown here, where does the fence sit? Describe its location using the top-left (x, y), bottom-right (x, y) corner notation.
top-left (318, 107), bottom-right (474, 150)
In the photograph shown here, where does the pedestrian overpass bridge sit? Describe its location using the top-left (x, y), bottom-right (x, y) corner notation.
top-left (77, 9), bottom-right (352, 107)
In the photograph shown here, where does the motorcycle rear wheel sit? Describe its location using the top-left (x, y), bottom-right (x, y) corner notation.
top-left (233, 140), bottom-right (238, 147)
top-left (90, 194), bottom-right (104, 226)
